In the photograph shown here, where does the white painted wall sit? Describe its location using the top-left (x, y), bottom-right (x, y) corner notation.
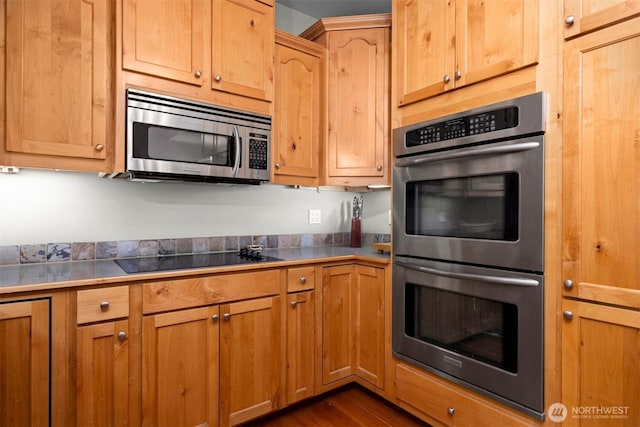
top-left (0, 169), bottom-right (390, 246)
top-left (275, 2), bottom-right (317, 35)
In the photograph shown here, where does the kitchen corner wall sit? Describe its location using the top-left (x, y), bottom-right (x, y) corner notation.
top-left (0, 169), bottom-right (391, 246)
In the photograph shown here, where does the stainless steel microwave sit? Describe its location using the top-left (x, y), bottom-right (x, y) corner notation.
top-left (123, 89), bottom-right (271, 184)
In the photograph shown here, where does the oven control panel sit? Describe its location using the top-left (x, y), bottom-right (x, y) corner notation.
top-left (406, 106), bottom-right (519, 147)
top-left (249, 132), bottom-right (269, 170)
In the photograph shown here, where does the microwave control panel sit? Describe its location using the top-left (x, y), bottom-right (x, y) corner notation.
top-left (406, 106), bottom-right (519, 147)
top-left (249, 132), bottom-right (269, 170)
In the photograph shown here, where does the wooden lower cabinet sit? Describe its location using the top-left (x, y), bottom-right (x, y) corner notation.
top-left (0, 298), bottom-right (50, 426)
top-left (320, 264), bottom-right (385, 389)
top-left (142, 305), bottom-right (220, 426)
top-left (286, 290), bottom-right (315, 404)
top-left (395, 363), bottom-right (537, 427)
top-left (76, 320), bottom-right (130, 427)
top-left (220, 296), bottom-right (281, 426)
top-left (561, 299), bottom-right (640, 426)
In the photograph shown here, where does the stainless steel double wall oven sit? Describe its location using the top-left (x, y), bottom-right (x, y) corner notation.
top-left (392, 93), bottom-right (547, 420)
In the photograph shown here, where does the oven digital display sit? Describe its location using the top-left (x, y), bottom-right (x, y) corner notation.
top-left (405, 106), bottom-right (519, 147)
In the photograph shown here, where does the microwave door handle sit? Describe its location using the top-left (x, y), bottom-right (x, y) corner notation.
top-left (395, 141), bottom-right (540, 167)
top-left (231, 125), bottom-right (240, 177)
top-left (395, 260), bottom-right (540, 287)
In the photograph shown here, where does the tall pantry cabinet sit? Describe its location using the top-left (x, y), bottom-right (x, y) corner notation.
top-left (562, 8), bottom-right (640, 426)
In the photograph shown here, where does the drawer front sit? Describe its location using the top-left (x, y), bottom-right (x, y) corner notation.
top-left (77, 286), bottom-right (129, 324)
top-left (143, 269), bottom-right (280, 314)
top-left (287, 266), bottom-right (315, 292)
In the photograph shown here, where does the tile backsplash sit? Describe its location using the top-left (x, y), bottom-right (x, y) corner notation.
top-left (0, 232), bottom-right (391, 266)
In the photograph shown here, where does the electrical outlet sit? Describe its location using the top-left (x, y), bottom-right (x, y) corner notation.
top-left (308, 209), bottom-right (322, 224)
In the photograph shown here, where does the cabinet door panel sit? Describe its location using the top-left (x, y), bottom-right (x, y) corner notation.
top-left (212, 0), bottom-right (274, 101)
top-left (122, 0), bottom-right (207, 86)
top-left (564, 0), bottom-right (640, 39)
top-left (563, 18), bottom-right (640, 309)
top-left (77, 320), bottom-right (129, 427)
top-left (220, 296), bottom-right (281, 426)
top-left (456, 0), bottom-right (538, 86)
top-left (396, 0), bottom-right (455, 105)
top-left (142, 306), bottom-right (219, 427)
top-left (327, 29), bottom-right (387, 180)
top-left (0, 299), bottom-right (49, 427)
top-left (5, 0), bottom-right (111, 161)
top-left (562, 300), bottom-right (640, 426)
top-left (286, 291), bottom-right (315, 404)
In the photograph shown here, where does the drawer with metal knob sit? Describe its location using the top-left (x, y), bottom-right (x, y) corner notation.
top-left (287, 266), bottom-right (315, 292)
top-left (76, 286), bottom-right (129, 324)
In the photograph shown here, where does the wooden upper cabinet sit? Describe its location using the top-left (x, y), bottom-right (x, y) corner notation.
top-left (301, 15), bottom-right (391, 187)
top-left (563, 0), bottom-right (640, 39)
top-left (3, 0), bottom-right (114, 171)
top-left (395, 0), bottom-right (539, 106)
top-left (273, 31), bottom-right (324, 186)
top-left (122, 0), bottom-right (207, 86)
top-left (563, 16), bottom-right (640, 309)
top-left (212, 0), bottom-right (274, 101)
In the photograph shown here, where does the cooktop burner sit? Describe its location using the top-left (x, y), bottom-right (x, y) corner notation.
top-left (114, 252), bottom-right (282, 274)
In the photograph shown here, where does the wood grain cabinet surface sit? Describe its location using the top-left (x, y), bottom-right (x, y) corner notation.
top-left (563, 0), bottom-right (640, 39)
top-left (395, 0), bottom-right (539, 106)
top-left (301, 15), bottom-right (391, 187)
top-left (2, 0), bottom-right (115, 172)
top-left (273, 31), bottom-right (324, 186)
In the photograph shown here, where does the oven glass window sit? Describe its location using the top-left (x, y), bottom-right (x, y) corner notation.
top-left (133, 123), bottom-right (239, 167)
top-left (405, 173), bottom-right (519, 241)
top-left (405, 284), bottom-right (518, 372)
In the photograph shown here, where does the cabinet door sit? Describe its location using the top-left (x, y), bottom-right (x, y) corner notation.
top-left (273, 35), bottom-right (322, 185)
top-left (122, 0), bottom-right (207, 86)
top-left (326, 27), bottom-right (389, 185)
top-left (220, 296), bottom-right (281, 426)
top-left (352, 265), bottom-right (384, 389)
top-left (142, 306), bottom-right (219, 427)
top-left (77, 320), bottom-right (129, 427)
top-left (395, 0), bottom-right (455, 105)
top-left (455, 0), bottom-right (538, 87)
top-left (286, 291), bottom-right (315, 404)
top-left (212, 0), bottom-right (274, 101)
top-left (0, 299), bottom-right (50, 426)
top-left (321, 265), bottom-right (354, 384)
top-left (562, 299), bottom-right (640, 426)
top-left (563, 0), bottom-right (640, 39)
top-left (563, 17), bottom-right (640, 309)
top-left (4, 0), bottom-right (113, 169)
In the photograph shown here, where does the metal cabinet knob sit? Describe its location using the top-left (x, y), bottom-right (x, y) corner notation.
top-left (275, 162), bottom-right (281, 169)
top-left (447, 407), bottom-right (455, 416)
top-left (454, 70), bottom-right (462, 80)
top-left (223, 313), bottom-right (231, 320)
top-left (376, 164), bottom-right (383, 171)
top-left (194, 69), bottom-right (202, 78)
top-left (563, 311), bottom-right (574, 321)
top-left (443, 74), bottom-right (451, 83)
top-left (290, 301), bottom-right (298, 308)
top-left (563, 279), bottom-right (574, 289)
top-left (100, 301), bottom-right (109, 311)
top-left (564, 15), bottom-right (575, 26)
top-left (117, 331), bottom-right (127, 342)
top-left (300, 276), bottom-right (307, 284)
top-left (212, 314), bottom-right (219, 321)
top-left (95, 144), bottom-right (104, 152)
top-left (215, 74), bottom-right (222, 82)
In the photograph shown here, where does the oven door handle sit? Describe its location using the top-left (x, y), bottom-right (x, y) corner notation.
top-left (394, 141), bottom-right (540, 167)
top-left (395, 260), bottom-right (540, 287)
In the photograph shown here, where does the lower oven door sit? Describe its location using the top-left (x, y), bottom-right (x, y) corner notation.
top-left (392, 255), bottom-right (544, 419)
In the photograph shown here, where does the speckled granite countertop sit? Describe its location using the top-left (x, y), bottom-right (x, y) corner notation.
top-left (0, 246), bottom-right (390, 294)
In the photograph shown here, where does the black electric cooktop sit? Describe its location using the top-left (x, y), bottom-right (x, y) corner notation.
top-left (114, 252), bottom-right (282, 274)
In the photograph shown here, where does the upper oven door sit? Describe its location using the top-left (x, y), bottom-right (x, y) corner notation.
top-left (393, 136), bottom-right (544, 272)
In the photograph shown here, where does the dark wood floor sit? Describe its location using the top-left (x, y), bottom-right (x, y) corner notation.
top-left (243, 384), bottom-right (430, 426)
